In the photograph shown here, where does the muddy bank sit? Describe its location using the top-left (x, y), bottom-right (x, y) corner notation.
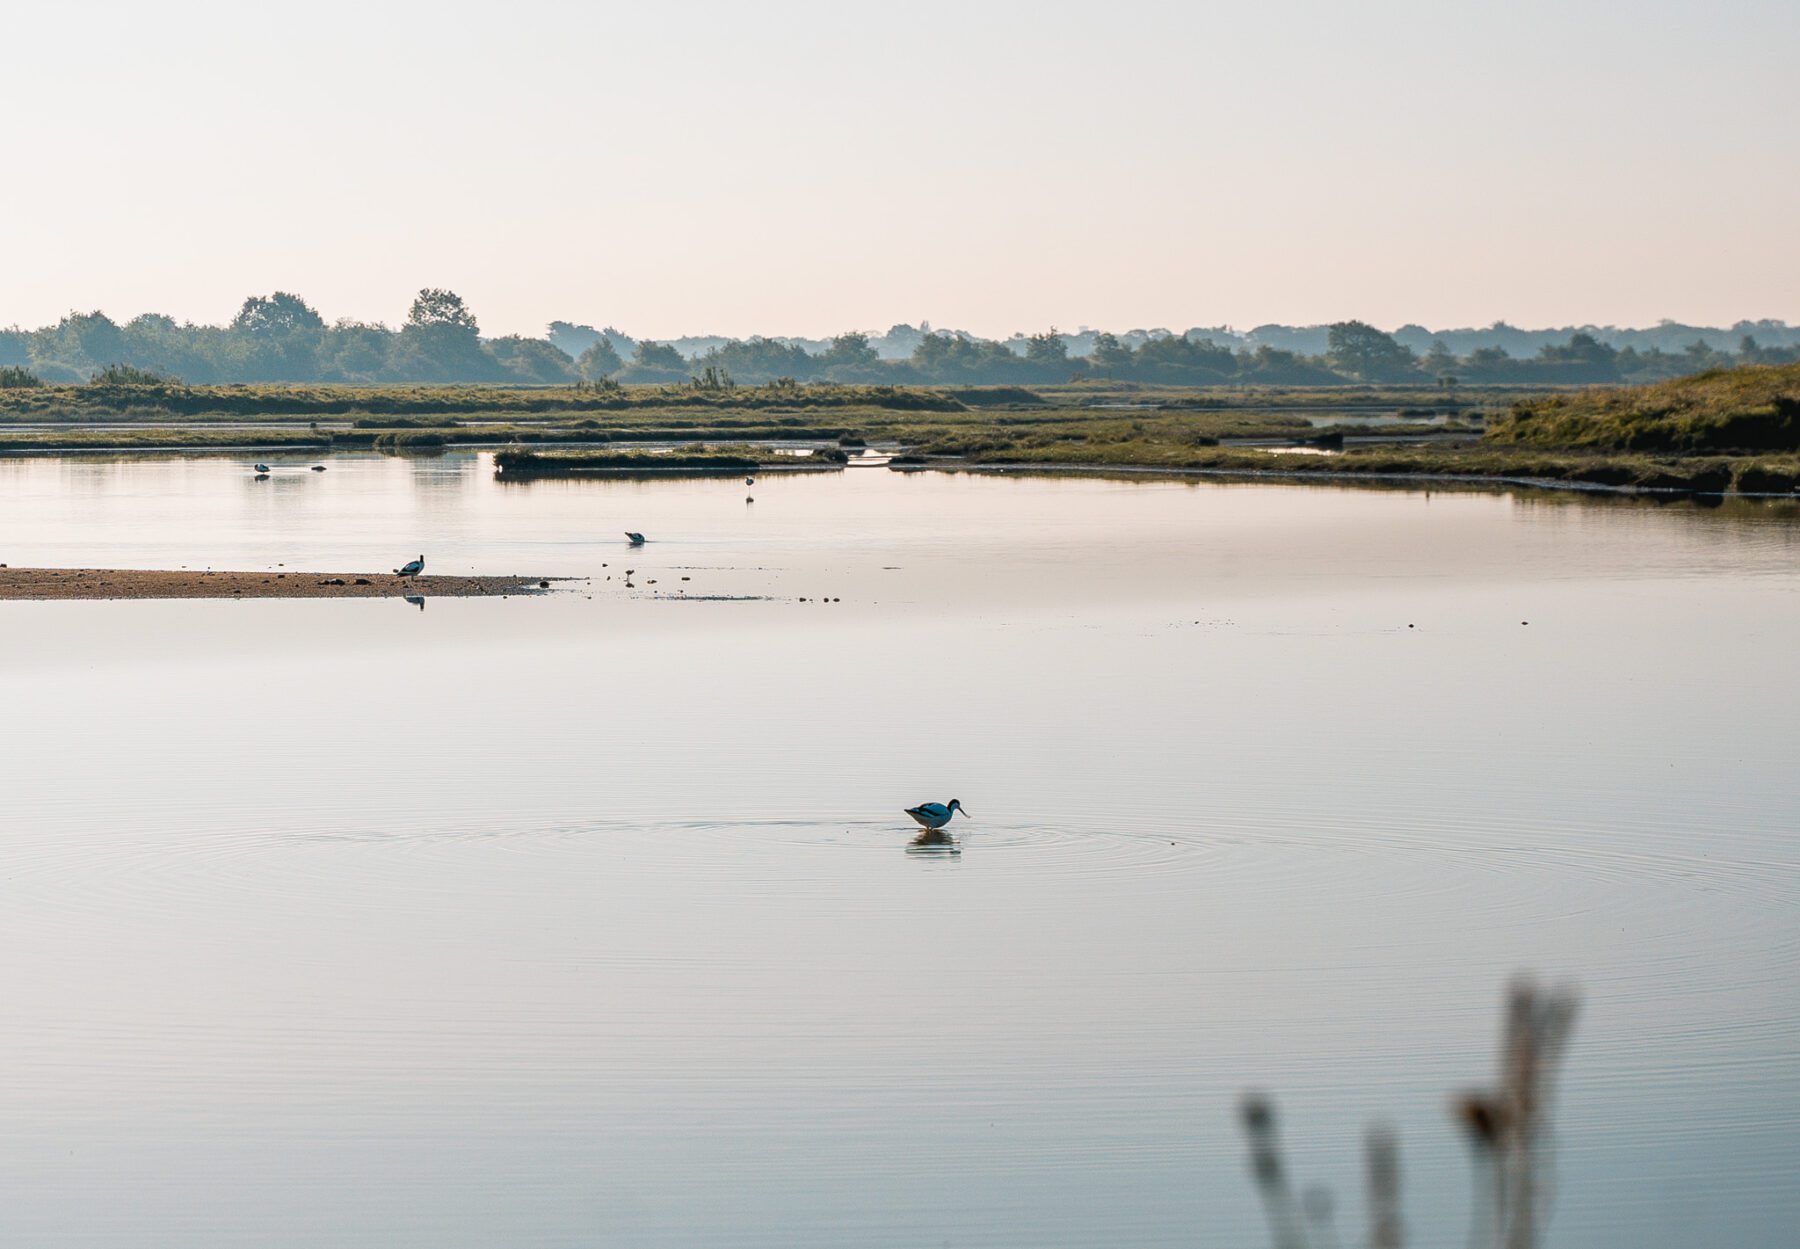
top-left (0, 567), bottom-right (565, 601)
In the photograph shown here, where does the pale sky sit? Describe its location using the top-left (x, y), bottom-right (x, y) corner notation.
top-left (5, 0), bottom-right (1796, 339)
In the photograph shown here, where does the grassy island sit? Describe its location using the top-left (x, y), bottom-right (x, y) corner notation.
top-left (2, 369), bottom-right (1796, 495)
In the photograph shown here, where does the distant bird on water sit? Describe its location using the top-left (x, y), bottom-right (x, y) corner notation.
top-left (395, 555), bottom-right (425, 577)
top-left (253, 462), bottom-right (270, 473)
top-left (625, 532), bottom-right (646, 546)
top-left (904, 799), bottom-right (968, 830)
top-left (745, 476), bottom-right (755, 486)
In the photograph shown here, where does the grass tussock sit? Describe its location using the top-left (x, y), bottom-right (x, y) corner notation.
top-left (494, 447), bottom-right (788, 475)
top-left (899, 437), bottom-right (1799, 494)
top-left (1487, 362), bottom-right (1800, 452)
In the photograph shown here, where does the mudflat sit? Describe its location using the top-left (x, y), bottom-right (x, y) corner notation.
top-left (0, 567), bottom-right (559, 600)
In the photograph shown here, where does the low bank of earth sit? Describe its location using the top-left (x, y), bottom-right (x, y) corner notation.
top-left (0, 568), bottom-right (564, 601)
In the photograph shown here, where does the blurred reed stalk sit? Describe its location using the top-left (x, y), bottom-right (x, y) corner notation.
top-left (1366, 1124), bottom-right (1402, 1249)
top-left (1240, 1094), bottom-right (1311, 1249)
top-left (1239, 978), bottom-right (1578, 1249)
top-left (1454, 979), bottom-right (1579, 1249)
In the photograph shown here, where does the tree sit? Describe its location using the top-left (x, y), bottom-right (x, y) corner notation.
top-left (232, 291), bottom-right (324, 339)
top-left (397, 288), bottom-right (495, 380)
top-left (230, 292), bottom-right (325, 380)
top-left (1089, 332), bottom-right (1135, 373)
top-left (1535, 332), bottom-right (1619, 382)
top-left (1024, 328), bottom-right (1069, 370)
top-left (907, 332), bottom-right (1030, 382)
top-left (633, 340), bottom-right (687, 371)
top-left (123, 313), bottom-right (215, 382)
top-left (1132, 335), bottom-right (1237, 382)
top-left (616, 339), bottom-right (688, 381)
top-left (1325, 321), bottom-right (1417, 382)
top-left (546, 320), bottom-right (603, 360)
top-left (487, 336), bottom-right (576, 384)
top-left (320, 320), bottom-right (393, 381)
top-left (695, 337), bottom-right (817, 383)
top-left (576, 337), bottom-right (623, 379)
top-left (36, 311), bottom-right (124, 372)
top-left (407, 288), bottom-right (479, 333)
top-left (1459, 346), bottom-right (1515, 382)
top-left (1421, 339), bottom-right (1458, 379)
top-left (0, 328), bottom-right (34, 368)
top-left (1241, 345), bottom-right (1337, 384)
top-left (819, 331), bottom-right (878, 371)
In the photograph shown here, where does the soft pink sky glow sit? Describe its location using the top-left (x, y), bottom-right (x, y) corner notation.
top-left (5, 0), bottom-right (1796, 338)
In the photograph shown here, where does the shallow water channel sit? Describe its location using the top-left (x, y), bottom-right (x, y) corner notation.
top-left (1, 452), bottom-right (1796, 1248)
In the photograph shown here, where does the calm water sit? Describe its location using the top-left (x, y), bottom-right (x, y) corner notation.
top-left (2, 452), bottom-right (1797, 1248)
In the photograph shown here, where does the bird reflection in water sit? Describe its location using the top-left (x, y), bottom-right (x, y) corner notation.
top-left (404, 595), bottom-right (425, 611)
top-left (905, 828), bottom-right (961, 857)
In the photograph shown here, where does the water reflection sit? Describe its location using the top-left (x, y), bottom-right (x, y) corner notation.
top-left (0, 452), bottom-right (1795, 1249)
top-left (905, 828), bottom-right (961, 856)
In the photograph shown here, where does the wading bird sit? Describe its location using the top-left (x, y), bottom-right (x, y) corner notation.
top-left (395, 555), bottom-right (425, 577)
top-left (904, 799), bottom-right (967, 830)
top-left (625, 532), bottom-right (646, 545)
top-left (745, 476), bottom-right (755, 487)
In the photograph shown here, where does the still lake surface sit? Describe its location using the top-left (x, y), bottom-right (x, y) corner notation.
top-left (1, 452), bottom-right (1797, 1248)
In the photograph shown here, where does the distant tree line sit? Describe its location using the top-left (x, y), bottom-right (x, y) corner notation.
top-left (3, 290), bottom-right (1796, 389)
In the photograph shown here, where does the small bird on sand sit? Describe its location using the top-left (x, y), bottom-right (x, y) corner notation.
top-left (904, 799), bottom-right (968, 830)
top-left (625, 532), bottom-right (646, 546)
top-left (395, 555), bottom-right (425, 577)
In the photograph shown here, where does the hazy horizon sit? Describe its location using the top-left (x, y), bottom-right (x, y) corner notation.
top-left (9, 301), bottom-right (1800, 344)
top-left (7, 0), bottom-right (1796, 338)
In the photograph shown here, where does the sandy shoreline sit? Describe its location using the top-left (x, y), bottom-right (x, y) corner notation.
top-left (0, 567), bottom-right (564, 601)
